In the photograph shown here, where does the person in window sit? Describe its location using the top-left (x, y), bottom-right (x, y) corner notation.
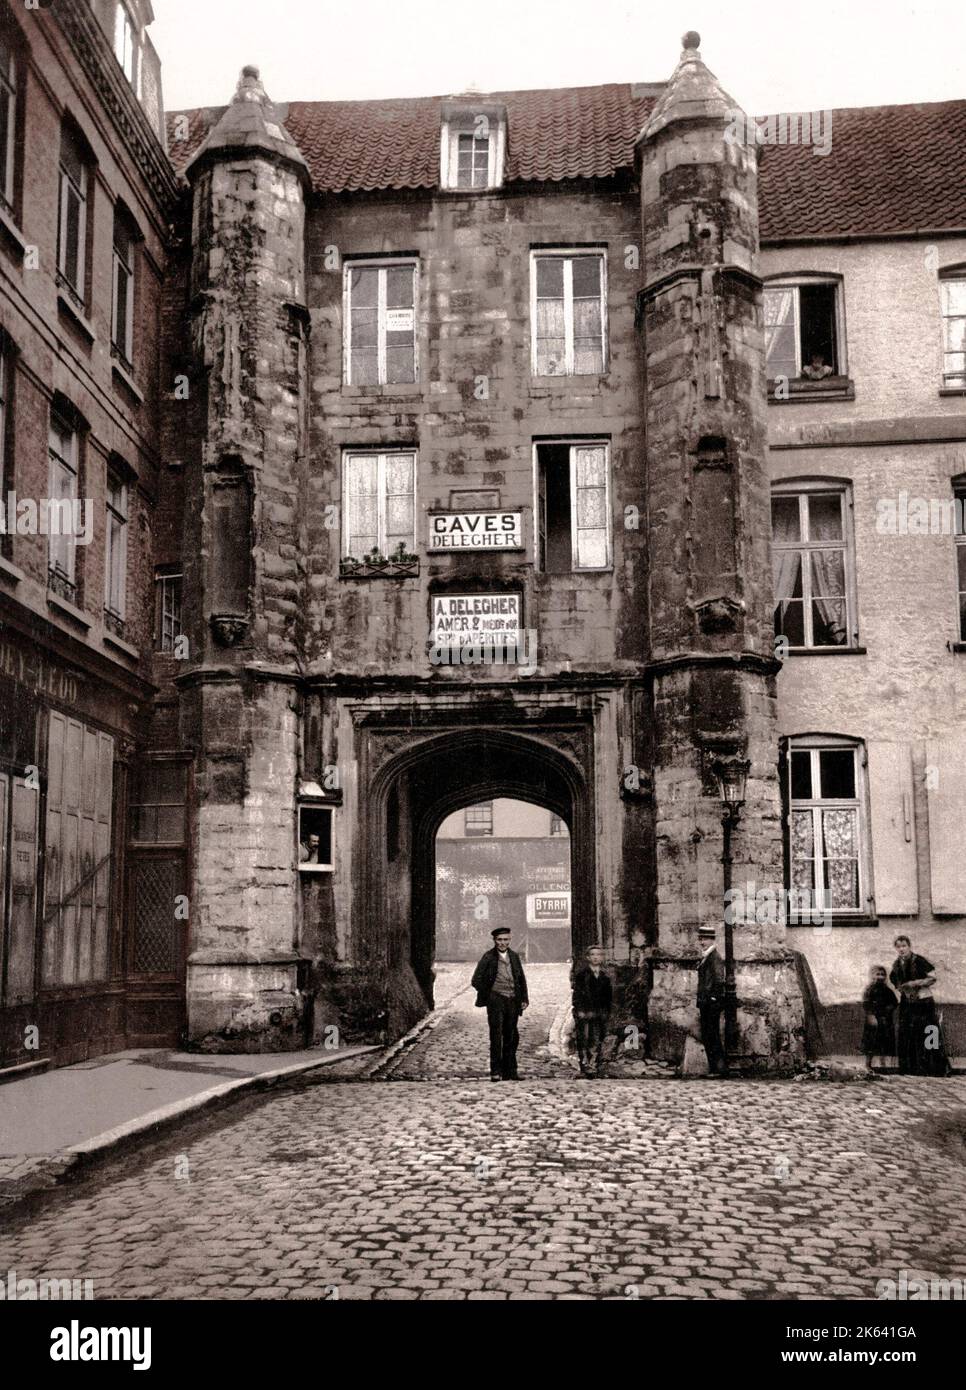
top-left (861, 965), bottom-right (897, 1072)
top-left (299, 832), bottom-right (321, 864)
top-left (889, 936), bottom-right (950, 1076)
top-left (471, 928), bottom-right (529, 1081)
top-left (572, 945), bottom-right (612, 1079)
top-left (801, 351), bottom-right (834, 381)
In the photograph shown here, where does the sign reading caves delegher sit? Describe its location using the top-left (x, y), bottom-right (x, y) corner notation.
top-left (428, 511), bottom-right (523, 550)
top-left (431, 593), bottom-right (522, 649)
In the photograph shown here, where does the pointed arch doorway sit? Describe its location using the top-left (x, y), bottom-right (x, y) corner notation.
top-left (367, 728), bottom-right (595, 1018)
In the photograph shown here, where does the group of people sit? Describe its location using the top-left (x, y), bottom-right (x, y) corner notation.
top-left (470, 928), bottom-right (611, 1080)
top-left (471, 927), bottom-right (954, 1081)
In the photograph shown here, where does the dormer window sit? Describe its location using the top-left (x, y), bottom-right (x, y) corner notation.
top-left (440, 100), bottom-right (506, 191)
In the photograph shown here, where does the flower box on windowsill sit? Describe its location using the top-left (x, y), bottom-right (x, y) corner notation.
top-left (340, 555), bottom-right (420, 580)
top-left (767, 375), bottom-right (855, 403)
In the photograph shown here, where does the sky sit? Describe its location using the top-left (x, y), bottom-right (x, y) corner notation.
top-left (151, 0), bottom-right (966, 115)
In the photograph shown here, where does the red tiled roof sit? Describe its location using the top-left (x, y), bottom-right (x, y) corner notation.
top-left (167, 86), bottom-right (966, 240)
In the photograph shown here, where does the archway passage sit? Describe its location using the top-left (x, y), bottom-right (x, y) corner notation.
top-left (370, 728), bottom-right (595, 1023)
top-left (435, 798), bottom-right (572, 963)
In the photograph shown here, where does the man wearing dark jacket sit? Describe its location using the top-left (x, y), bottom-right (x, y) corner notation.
top-left (697, 924), bottom-right (727, 1076)
top-left (572, 946), bottom-right (612, 1078)
top-left (471, 928), bottom-right (529, 1081)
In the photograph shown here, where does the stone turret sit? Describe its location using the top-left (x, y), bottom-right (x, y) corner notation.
top-left (637, 34), bottom-right (805, 1066)
top-left (180, 67), bottom-right (311, 1051)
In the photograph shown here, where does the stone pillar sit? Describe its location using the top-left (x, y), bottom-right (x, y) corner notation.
top-left (637, 34), bottom-right (805, 1067)
top-left (180, 68), bottom-right (311, 1050)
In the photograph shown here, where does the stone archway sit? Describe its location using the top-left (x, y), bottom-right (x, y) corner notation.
top-left (365, 727), bottom-right (595, 1031)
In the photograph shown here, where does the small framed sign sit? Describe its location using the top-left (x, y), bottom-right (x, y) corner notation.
top-left (428, 511), bottom-right (523, 552)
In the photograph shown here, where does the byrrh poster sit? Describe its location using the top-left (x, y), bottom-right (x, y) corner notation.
top-left (431, 593), bottom-right (521, 648)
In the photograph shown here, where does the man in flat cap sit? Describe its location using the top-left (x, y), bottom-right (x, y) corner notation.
top-left (471, 928), bottom-right (529, 1081)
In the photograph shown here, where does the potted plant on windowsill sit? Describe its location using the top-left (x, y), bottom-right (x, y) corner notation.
top-left (387, 541), bottom-right (419, 578)
top-left (339, 554), bottom-right (362, 577)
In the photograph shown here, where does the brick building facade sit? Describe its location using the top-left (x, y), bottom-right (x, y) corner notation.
top-left (1, 8), bottom-right (965, 1072)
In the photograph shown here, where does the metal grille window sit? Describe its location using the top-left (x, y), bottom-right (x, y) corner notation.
top-left (58, 125), bottom-right (88, 301)
top-left (104, 468), bottom-right (128, 627)
top-left (342, 451), bottom-right (415, 559)
top-left (941, 277), bottom-right (966, 388)
top-left (130, 763), bottom-right (187, 845)
top-left (532, 252), bottom-right (607, 377)
top-left (464, 802), bottom-right (493, 836)
top-left (112, 209), bottom-right (135, 364)
top-left (155, 570), bottom-right (183, 652)
top-left (344, 261), bottom-right (417, 385)
top-left (0, 35), bottom-right (16, 212)
top-left (456, 132), bottom-right (490, 188)
top-left (48, 409), bottom-right (78, 598)
top-left (42, 713), bottom-right (114, 986)
top-left (788, 741), bottom-right (865, 916)
top-left (772, 485), bottom-right (854, 648)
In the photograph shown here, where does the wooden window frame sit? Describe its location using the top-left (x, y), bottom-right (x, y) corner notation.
top-left (155, 568), bottom-right (183, 653)
top-left (104, 467), bottom-right (128, 624)
top-left (341, 449), bottom-right (417, 559)
top-left (940, 270), bottom-right (966, 390)
top-left (771, 480), bottom-right (858, 651)
top-left (343, 258), bottom-right (418, 387)
top-left (533, 438), bottom-right (613, 573)
top-left (763, 275), bottom-right (848, 381)
top-left (47, 409), bottom-right (79, 593)
top-left (786, 736), bottom-right (870, 920)
top-left (57, 125), bottom-right (89, 304)
top-left (530, 249), bottom-right (608, 378)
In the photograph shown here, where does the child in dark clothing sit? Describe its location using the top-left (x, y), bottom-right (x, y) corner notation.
top-left (862, 965), bottom-right (897, 1071)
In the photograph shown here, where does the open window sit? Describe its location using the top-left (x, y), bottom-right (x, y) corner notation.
top-left (536, 441), bottom-right (611, 573)
top-left (764, 277), bottom-right (850, 398)
top-left (298, 805), bottom-right (333, 873)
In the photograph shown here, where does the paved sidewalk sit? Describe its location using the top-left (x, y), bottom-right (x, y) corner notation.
top-left (0, 1044), bottom-right (375, 1210)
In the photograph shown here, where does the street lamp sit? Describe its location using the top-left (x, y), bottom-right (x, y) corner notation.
top-left (712, 755), bottom-right (750, 1060)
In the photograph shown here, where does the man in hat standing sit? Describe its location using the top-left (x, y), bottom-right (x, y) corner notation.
top-left (471, 928), bottom-right (529, 1081)
top-left (697, 924), bottom-right (727, 1076)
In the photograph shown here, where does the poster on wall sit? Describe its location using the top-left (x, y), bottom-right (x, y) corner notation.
top-left (431, 593), bottom-right (522, 650)
top-left (526, 891), bottom-right (572, 926)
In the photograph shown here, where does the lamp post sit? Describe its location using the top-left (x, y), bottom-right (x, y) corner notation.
top-left (712, 756), bottom-right (750, 1059)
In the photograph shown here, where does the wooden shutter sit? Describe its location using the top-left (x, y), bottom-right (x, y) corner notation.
top-left (866, 742), bottom-right (918, 916)
top-left (926, 737), bottom-right (966, 913)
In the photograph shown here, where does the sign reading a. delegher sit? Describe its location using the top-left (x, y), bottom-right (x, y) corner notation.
top-left (431, 593), bottom-right (521, 648)
top-left (428, 511), bottom-right (523, 551)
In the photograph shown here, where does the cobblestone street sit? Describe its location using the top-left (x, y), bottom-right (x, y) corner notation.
top-left (3, 963), bottom-right (966, 1301)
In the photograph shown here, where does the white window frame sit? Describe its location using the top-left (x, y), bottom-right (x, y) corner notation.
top-left (771, 480), bottom-right (857, 650)
top-left (298, 805), bottom-right (334, 874)
top-left (341, 449), bottom-right (417, 559)
top-left (763, 277), bottom-right (847, 380)
top-left (0, 36), bottom-right (16, 211)
top-left (48, 412), bottom-right (78, 588)
top-left (114, 1), bottom-right (139, 91)
top-left (786, 737), bottom-right (869, 919)
top-left (57, 130), bottom-right (87, 301)
top-left (440, 114), bottom-right (505, 191)
top-left (940, 274), bottom-right (966, 388)
top-left (530, 250), bottom-right (608, 377)
top-left (112, 212), bottom-right (135, 364)
top-left (104, 469), bottom-right (128, 622)
top-left (343, 258), bottom-right (418, 386)
top-left (464, 802), bottom-right (493, 836)
top-left (155, 570), bottom-right (183, 653)
top-left (533, 439), bottom-right (613, 573)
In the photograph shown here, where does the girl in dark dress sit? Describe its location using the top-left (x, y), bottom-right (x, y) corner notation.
top-left (861, 965), bottom-right (897, 1071)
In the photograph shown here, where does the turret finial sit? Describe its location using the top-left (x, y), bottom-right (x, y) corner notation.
top-left (682, 31), bottom-right (701, 51)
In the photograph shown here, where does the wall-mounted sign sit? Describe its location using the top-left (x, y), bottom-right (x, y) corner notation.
top-left (431, 593), bottom-right (521, 649)
top-left (385, 307), bottom-right (415, 333)
top-left (526, 891), bottom-right (572, 925)
top-left (428, 511), bottom-right (523, 551)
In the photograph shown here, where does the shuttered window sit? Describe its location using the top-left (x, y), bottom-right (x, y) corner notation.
top-left (42, 712), bottom-right (114, 986)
